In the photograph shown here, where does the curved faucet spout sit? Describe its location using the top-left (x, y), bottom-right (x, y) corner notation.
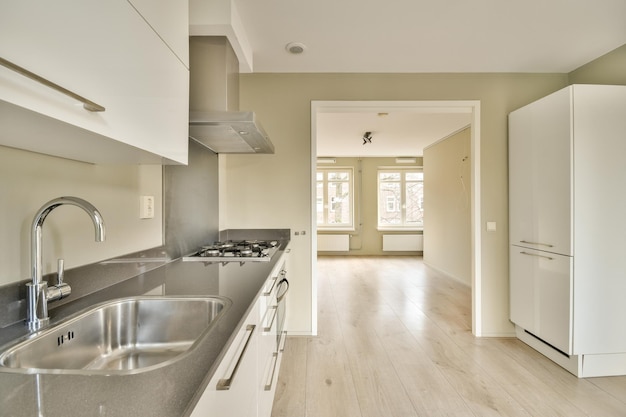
top-left (27, 196), bottom-right (106, 331)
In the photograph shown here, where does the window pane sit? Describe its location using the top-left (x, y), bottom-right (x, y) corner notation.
top-left (379, 182), bottom-right (401, 225)
top-left (406, 172), bottom-right (423, 181)
top-left (405, 181), bottom-right (424, 225)
top-left (316, 181), bottom-right (324, 224)
top-left (327, 182), bottom-right (350, 224)
top-left (379, 172), bottom-right (400, 181)
top-left (317, 168), bottom-right (353, 228)
top-left (328, 172), bottom-right (349, 181)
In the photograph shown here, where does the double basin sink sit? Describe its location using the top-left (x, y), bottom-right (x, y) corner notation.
top-left (0, 296), bottom-right (229, 374)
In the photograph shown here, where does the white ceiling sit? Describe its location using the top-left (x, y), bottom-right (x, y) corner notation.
top-left (316, 105), bottom-right (472, 157)
top-left (232, 0), bottom-right (626, 74)
top-left (222, 0), bottom-right (626, 156)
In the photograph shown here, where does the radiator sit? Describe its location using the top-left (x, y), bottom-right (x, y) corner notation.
top-left (382, 234), bottom-right (423, 251)
top-left (317, 234), bottom-right (350, 251)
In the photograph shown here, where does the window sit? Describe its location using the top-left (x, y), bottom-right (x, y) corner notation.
top-left (317, 168), bottom-right (353, 229)
top-left (378, 169), bottom-right (423, 229)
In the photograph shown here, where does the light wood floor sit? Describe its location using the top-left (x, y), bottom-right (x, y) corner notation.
top-left (271, 256), bottom-right (626, 417)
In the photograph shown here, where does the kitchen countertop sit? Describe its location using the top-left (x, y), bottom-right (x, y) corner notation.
top-left (0, 241), bottom-right (288, 417)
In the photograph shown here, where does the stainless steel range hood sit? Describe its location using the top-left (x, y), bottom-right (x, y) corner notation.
top-left (189, 111), bottom-right (274, 154)
top-left (189, 36), bottom-right (274, 154)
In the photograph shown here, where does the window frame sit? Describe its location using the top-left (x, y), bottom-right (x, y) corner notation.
top-left (316, 167), bottom-right (355, 231)
top-left (377, 168), bottom-right (424, 231)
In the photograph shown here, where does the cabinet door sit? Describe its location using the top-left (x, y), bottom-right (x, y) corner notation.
top-left (0, 0), bottom-right (188, 164)
top-left (510, 246), bottom-right (572, 354)
top-left (191, 303), bottom-right (259, 417)
top-left (508, 87), bottom-right (573, 255)
top-left (127, 0), bottom-right (189, 67)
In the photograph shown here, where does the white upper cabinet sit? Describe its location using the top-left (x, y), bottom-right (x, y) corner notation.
top-left (508, 87), bottom-right (573, 256)
top-left (0, 0), bottom-right (189, 164)
top-left (127, 0), bottom-right (190, 68)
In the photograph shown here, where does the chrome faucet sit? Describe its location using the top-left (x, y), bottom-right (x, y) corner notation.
top-left (26, 197), bottom-right (106, 331)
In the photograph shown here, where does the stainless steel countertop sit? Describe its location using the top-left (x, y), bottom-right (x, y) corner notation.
top-left (0, 243), bottom-right (288, 417)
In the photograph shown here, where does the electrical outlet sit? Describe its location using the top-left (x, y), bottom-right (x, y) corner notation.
top-left (140, 196), bottom-right (155, 219)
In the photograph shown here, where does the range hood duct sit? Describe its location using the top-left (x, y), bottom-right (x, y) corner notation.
top-left (189, 36), bottom-right (274, 154)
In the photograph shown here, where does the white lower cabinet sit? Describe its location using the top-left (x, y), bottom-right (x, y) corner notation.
top-left (258, 256), bottom-right (288, 417)
top-left (509, 246), bottom-right (572, 354)
top-left (191, 253), bottom-right (289, 416)
top-left (191, 300), bottom-right (260, 417)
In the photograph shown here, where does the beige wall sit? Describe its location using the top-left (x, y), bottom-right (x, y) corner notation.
top-left (0, 146), bottom-right (163, 286)
top-left (317, 157), bottom-right (424, 256)
top-left (423, 128), bottom-right (472, 285)
top-left (569, 44), bottom-right (626, 85)
top-left (236, 72), bottom-right (568, 336)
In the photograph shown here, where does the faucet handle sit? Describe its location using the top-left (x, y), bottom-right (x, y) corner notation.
top-left (47, 258), bottom-right (71, 302)
top-left (57, 258), bottom-right (65, 285)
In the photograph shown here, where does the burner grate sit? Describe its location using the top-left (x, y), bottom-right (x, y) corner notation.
top-left (184, 240), bottom-right (280, 263)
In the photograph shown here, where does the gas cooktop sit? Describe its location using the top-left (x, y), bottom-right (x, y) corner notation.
top-left (182, 240), bottom-right (280, 263)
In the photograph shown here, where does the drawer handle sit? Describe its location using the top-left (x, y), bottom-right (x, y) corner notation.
top-left (520, 251), bottom-right (553, 261)
top-left (279, 330), bottom-right (288, 352)
top-left (216, 324), bottom-right (255, 391)
top-left (519, 240), bottom-right (554, 248)
top-left (263, 306), bottom-right (278, 332)
top-left (264, 352), bottom-right (279, 391)
top-left (263, 275), bottom-right (279, 296)
top-left (0, 56), bottom-right (105, 112)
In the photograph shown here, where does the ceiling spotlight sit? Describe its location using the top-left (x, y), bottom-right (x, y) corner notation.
top-left (363, 131), bottom-right (372, 145)
top-left (285, 42), bottom-right (306, 54)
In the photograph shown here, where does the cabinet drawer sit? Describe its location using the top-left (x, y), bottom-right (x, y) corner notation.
top-left (510, 246), bottom-right (572, 354)
top-left (191, 303), bottom-right (259, 417)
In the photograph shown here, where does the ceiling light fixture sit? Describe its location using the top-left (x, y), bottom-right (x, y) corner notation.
top-left (285, 42), bottom-right (306, 55)
top-left (362, 131), bottom-right (372, 145)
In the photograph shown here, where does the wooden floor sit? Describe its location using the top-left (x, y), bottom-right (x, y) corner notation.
top-left (271, 256), bottom-right (626, 417)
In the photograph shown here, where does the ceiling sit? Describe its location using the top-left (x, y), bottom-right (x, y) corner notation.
top-left (315, 104), bottom-right (472, 157)
top-left (217, 0), bottom-right (626, 156)
top-left (232, 0), bottom-right (626, 74)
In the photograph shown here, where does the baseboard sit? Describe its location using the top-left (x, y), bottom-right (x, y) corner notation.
top-left (422, 261), bottom-right (471, 287)
top-left (284, 331), bottom-right (315, 337)
top-left (480, 331), bottom-right (517, 338)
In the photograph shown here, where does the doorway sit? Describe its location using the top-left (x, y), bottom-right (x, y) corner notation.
top-left (310, 100), bottom-right (482, 336)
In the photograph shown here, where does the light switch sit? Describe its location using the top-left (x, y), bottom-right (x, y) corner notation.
top-left (140, 196), bottom-right (155, 219)
top-left (486, 221), bottom-right (497, 232)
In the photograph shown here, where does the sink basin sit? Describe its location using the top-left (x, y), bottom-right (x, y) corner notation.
top-left (0, 296), bottom-right (230, 374)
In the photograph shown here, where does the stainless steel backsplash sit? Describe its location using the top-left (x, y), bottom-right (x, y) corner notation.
top-left (163, 138), bottom-right (219, 259)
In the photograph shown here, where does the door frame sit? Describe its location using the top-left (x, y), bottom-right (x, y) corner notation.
top-left (310, 100), bottom-right (483, 336)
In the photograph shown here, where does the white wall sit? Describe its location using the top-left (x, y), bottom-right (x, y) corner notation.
top-left (423, 127), bottom-right (472, 285)
top-left (0, 146), bottom-right (163, 286)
